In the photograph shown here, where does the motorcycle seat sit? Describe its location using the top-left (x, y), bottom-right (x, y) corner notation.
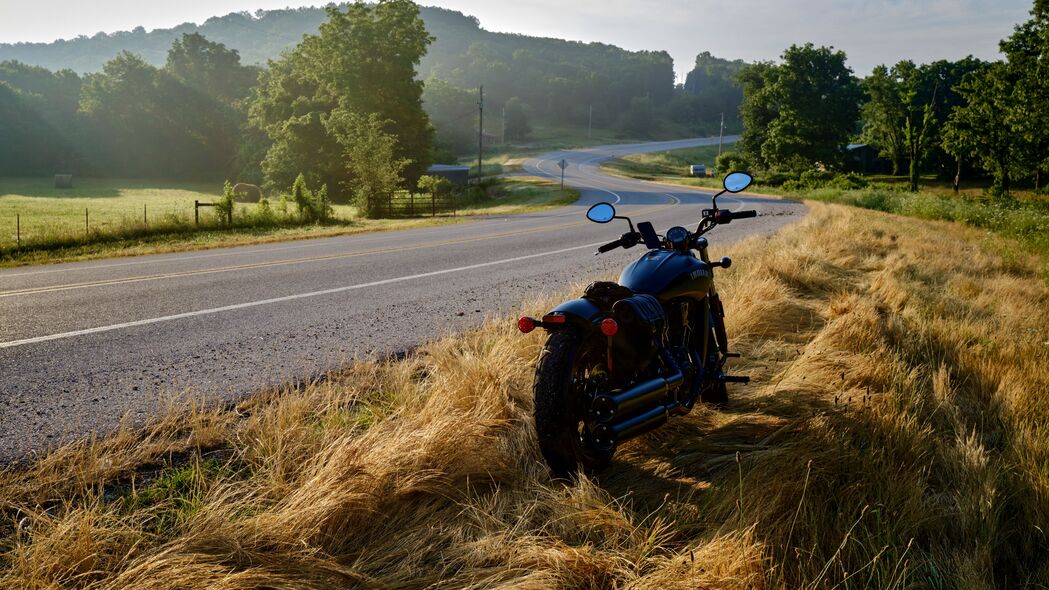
top-left (582, 281), bottom-right (634, 312)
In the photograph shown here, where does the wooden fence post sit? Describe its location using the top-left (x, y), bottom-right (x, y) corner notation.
top-left (85, 208), bottom-right (89, 235)
top-left (195, 200), bottom-right (200, 226)
top-left (144, 203), bottom-right (147, 226)
top-left (16, 214), bottom-right (20, 247)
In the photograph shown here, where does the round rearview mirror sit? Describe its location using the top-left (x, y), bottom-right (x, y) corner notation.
top-left (586, 202), bottom-right (616, 224)
top-left (723, 172), bottom-right (754, 193)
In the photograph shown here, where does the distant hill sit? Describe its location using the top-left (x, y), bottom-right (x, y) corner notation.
top-left (0, 4), bottom-right (679, 136)
top-left (0, 5), bottom-right (665, 80)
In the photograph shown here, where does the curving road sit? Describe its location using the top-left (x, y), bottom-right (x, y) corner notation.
top-left (0, 137), bottom-right (804, 462)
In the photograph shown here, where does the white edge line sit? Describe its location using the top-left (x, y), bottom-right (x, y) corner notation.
top-left (0, 240), bottom-right (608, 350)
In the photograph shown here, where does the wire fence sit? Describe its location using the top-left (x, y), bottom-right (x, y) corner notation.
top-left (0, 192), bottom-right (464, 251)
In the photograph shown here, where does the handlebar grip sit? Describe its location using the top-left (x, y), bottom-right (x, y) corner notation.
top-left (735, 210), bottom-right (758, 219)
top-left (598, 239), bottom-right (624, 253)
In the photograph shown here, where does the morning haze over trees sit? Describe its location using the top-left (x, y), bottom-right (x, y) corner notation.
top-left (0, 0), bottom-right (1047, 220)
top-left (0, 2), bottom-right (741, 195)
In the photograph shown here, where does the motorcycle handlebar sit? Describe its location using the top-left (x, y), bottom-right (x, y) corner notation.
top-left (596, 232), bottom-right (641, 254)
top-left (713, 209), bottom-right (758, 224)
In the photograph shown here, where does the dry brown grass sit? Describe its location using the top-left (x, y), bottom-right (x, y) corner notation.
top-left (2, 202), bottom-right (1048, 588)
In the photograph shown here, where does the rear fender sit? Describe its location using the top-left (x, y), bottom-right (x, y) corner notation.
top-left (545, 298), bottom-right (602, 331)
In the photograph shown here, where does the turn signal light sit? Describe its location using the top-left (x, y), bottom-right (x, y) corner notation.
top-left (601, 318), bottom-right (619, 337)
top-left (518, 316), bottom-right (536, 333)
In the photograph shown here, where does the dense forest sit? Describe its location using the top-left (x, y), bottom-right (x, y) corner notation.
top-left (0, 3), bottom-right (740, 188)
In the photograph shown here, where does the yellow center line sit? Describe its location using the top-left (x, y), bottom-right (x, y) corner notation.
top-left (1, 201), bottom-right (676, 299)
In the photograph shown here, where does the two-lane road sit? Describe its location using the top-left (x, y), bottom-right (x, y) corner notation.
top-left (0, 137), bottom-right (803, 462)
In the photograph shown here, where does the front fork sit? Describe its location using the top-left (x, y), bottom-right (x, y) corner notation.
top-left (696, 240), bottom-right (748, 388)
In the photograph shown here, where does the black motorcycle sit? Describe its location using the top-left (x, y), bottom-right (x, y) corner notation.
top-left (518, 172), bottom-right (758, 476)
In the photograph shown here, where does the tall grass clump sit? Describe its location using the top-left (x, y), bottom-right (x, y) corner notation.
top-left (1, 203), bottom-right (1047, 588)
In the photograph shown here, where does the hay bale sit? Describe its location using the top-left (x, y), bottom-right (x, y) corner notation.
top-left (54, 174), bottom-right (73, 189)
top-left (232, 183), bottom-right (263, 203)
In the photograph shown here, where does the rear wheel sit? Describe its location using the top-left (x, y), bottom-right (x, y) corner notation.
top-left (533, 329), bottom-right (614, 478)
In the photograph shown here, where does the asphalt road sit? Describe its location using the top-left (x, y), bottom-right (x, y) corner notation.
top-left (0, 137), bottom-right (804, 462)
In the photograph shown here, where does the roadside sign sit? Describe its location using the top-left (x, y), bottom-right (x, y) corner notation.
top-left (558, 159), bottom-right (567, 170)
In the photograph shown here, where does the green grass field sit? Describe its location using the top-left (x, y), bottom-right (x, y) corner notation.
top-left (606, 145), bottom-right (721, 178)
top-left (0, 178), bottom-right (225, 245)
top-left (0, 177), bottom-right (577, 267)
top-left (603, 146), bottom-right (1049, 273)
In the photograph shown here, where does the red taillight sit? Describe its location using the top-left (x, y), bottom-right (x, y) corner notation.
top-left (542, 314), bottom-right (567, 324)
top-left (518, 316), bottom-right (536, 333)
top-left (601, 318), bottom-right (619, 337)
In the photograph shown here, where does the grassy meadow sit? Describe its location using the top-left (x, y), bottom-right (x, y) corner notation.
top-left (0, 177), bottom-right (577, 268)
top-left (2, 202), bottom-right (1047, 587)
top-left (604, 148), bottom-right (1049, 266)
top-left (605, 145), bottom-right (722, 182)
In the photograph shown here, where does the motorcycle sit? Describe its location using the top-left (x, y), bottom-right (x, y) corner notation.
top-left (518, 172), bottom-right (758, 477)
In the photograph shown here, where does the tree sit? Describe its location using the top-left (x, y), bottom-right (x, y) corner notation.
top-left (676, 51), bottom-right (746, 134)
top-left (165, 33), bottom-right (258, 104)
top-left (616, 96), bottom-right (657, 139)
top-left (738, 62), bottom-right (779, 169)
top-left (423, 77), bottom-right (477, 155)
top-left (943, 63), bottom-right (1020, 195)
top-left (503, 97), bottom-right (530, 141)
top-left (1000, 7), bottom-right (1049, 190)
top-left (80, 51), bottom-right (238, 179)
top-left (895, 61), bottom-right (939, 192)
top-left (754, 44), bottom-right (862, 171)
top-left (860, 65), bottom-right (906, 174)
top-left (325, 110), bottom-right (409, 218)
top-left (0, 62), bottom-right (81, 174)
top-left (250, 0), bottom-right (434, 197)
top-left (860, 59), bottom-right (985, 190)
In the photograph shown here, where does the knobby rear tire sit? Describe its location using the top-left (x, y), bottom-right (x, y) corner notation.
top-left (533, 329), bottom-right (613, 479)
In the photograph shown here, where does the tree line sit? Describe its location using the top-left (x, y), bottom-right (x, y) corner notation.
top-left (0, 2), bottom-right (742, 195)
top-left (735, 2), bottom-right (1047, 195)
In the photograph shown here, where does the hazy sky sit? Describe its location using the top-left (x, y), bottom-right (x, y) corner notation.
top-left (0, 0), bottom-right (1034, 76)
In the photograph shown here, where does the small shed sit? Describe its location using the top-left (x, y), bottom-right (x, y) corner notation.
top-left (845, 144), bottom-right (891, 174)
top-left (427, 164), bottom-right (471, 186)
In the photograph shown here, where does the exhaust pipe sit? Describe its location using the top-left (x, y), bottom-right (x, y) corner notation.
top-left (592, 405), bottom-right (669, 451)
top-left (591, 352), bottom-right (683, 423)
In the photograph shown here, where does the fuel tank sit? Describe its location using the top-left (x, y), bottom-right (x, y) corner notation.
top-left (619, 249), bottom-right (713, 301)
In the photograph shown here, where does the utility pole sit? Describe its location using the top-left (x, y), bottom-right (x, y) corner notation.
top-left (717, 112), bottom-right (725, 159)
top-left (501, 105), bottom-right (506, 146)
top-left (477, 85), bottom-right (484, 181)
top-left (588, 104), bottom-right (593, 139)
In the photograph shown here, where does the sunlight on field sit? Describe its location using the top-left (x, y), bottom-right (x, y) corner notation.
top-left (2, 203), bottom-right (1045, 587)
top-left (0, 178), bottom-right (222, 245)
top-left (0, 177), bottom-right (579, 267)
